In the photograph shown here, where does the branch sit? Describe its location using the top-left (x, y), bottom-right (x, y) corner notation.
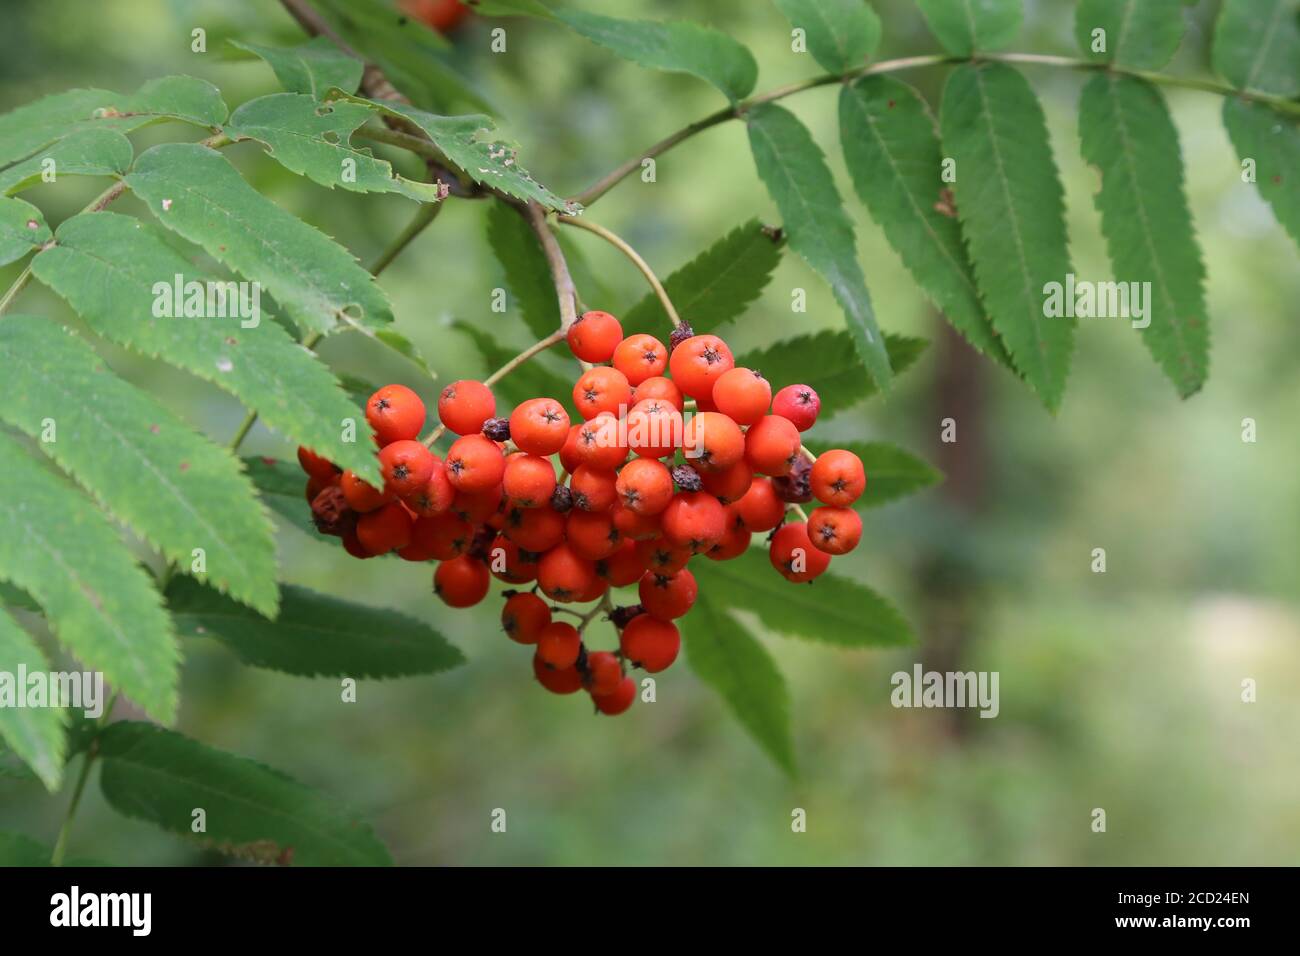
top-left (522, 201), bottom-right (579, 333)
top-left (556, 214), bottom-right (683, 329)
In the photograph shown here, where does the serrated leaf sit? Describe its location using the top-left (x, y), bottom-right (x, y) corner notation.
top-left (229, 37), bottom-right (364, 99)
top-left (806, 440), bottom-right (942, 507)
top-left (0, 77), bottom-right (226, 168)
top-left (0, 317), bottom-right (279, 616)
top-left (1074, 0), bottom-right (1187, 69)
top-left (242, 456), bottom-right (321, 538)
top-left (168, 577), bottom-right (464, 678)
top-left (623, 219), bottom-right (785, 335)
top-left (125, 143), bottom-right (393, 335)
top-left (1079, 74), bottom-right (1208, 397)
top-left (0, 197), bottom-right (50, 265)
top-left (683, 594), bottom-right (795, 774)
top-left (916, 0), bottom-right (1022, 55)
top-left (738, 331), bottom-right (926, 418)
top-left (1212, 0), bottom-right (1300, 97)
top-left (1223, 98), bottom-right (1300, 253)
top-left (840, 76), bottom-right (1009, 364)
top-left (747, 104), bottom-right (892, 390)
top-left (373, 328), bottom-right (433, 374)
top-left (0, 433), bottom-right (178, 723)
top-left (774, 0), bottom-right (881, 73)
top-left (692, 548), bottom-right (914, 648)
top-left (0, 129), bottom-right (133, 197)
top-left (0, 609), bottom-right (66, 791)
top-left (486, 200), bottom-right (557, 339)
top-left (940, 63), bottom-right (1074, 410)
top-left (335, 93), bottom-right (574, 212)
top-left (453, 320), bottom-right (575, 414)
top-left (98, 721), bottom-right (392, 865)
top-left (226, 93), bottom-right (444, 202)
top-left (30, 212), bottom-right (381, 486)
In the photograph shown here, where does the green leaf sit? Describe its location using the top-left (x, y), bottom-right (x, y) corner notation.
top-left (839, 76), bottom-right (1008, 364)
top-left (774, 0), bottom-right (881, 73)
top-left (737, 331), bottom-right (926, 417)
top-left (1079, 74), bottom-right (1208, 397)
top-left (0, 609), bottom-right (66, 791)
top-left (0, 433), bottom-right (178, 723)
top-left (684, 593), bottom-right (795, 774)
top-left (486, 200), bottom-right (557, 340)
top-left (98, 721), bottom-right (392, 866)
top-left (373, 328), bottom-right (433, 375)
top-left (0, 197), bottom-right (50, 265)
top-left (229, 37), bottom-right (365, 99)
top-left (1212, 0), bottom-right (1300, 97)
top-left (0, 317), bottom-right (279, 616)
top-left (692, 548), bottom-right (914, 648)
top-left (1074, 0), bottom-right (1187, 69)
top-left (334, 93), bottom-right (575, 213)
top-left (226, 93), bottom-right (444, 202)
top-left (0, 129), bottom-right (134, 197)
top-left (30, 212), bottom-right (381, 486)
top-left (453, 320), bottom-right (574, 414)
top-left (242, 456), bottom-right (321, 538)
top-left (0, 582), bottom-right (40, 612)
top-left (805, 440), bottom-right (942, 507)
top-left (126, 143), bottom-right (394, 336)
top-left (0, 831), bottom-right (51, 865)
top-left (940, 63), bottom-right (1074, 410)
top-left (1223, 98), bottom-right (1300, 253)
top-left (747, 104), bottom-right (892, 390)
top-left (168, 577), bottom-right (464, 678)
top-left (916, 0), bottom-right (1022, 55)
top-left (552, 9), bottom-right (758, 104)
top-left (623, 219), bottom-right (785, 335)
top-left (0, 77), bottom-right (226, 168)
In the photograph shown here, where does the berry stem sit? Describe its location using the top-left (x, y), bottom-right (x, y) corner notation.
top-left (800, 445), bottom-right (818, 464)
top-left (520, 200), bottom-right (581, 333)
top-left (555, 214), bottom-right (684, 329)
top-left (789, 504), bottom-right (809, 523)
top-left (577, 592), bottom-right (614, 634)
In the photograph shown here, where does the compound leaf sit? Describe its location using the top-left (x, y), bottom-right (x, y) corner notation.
top-left (1212, 0), bottom-right (1300, 97)
top-left (1075, 0), bottom-right (1187, 69)
top-left (0, 609), bottom-right (66, 791)
top-left (916, 0), bottom-right (1022, 56)
top-left (229, 37), bottom-right (365, 99)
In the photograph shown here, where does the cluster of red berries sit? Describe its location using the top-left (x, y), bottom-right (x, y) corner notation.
top-left (295, 310), bottom-right (866, 716)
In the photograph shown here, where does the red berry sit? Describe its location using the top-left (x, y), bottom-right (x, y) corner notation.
top-left (733, 477), bottom-right (785, 532)
top-left (340, 469), bottom-right (395, 513)
top-left (367, 384), bottom-right (426, 446)
top-left (612, 333), bottom-right (668, 385)
top-left (378, 439), bottom-right (435, 497)
top-left (668, 334), bottom-right (734, 399)
top-left (772, 384), bottom-right (820, 431)
top-left (297, 446), bottom-right (339, 481)
top-left (502, 453), bottom-right (557, 509)
top-left (569, 464), bottom-right (618, 512)
top-left (401, 460), bottom-right (455, 517)
top-left (502, 591), bottom-right (550, 644)
top-left (615, 457), bottom-right (675, 516)
top-left (509, 397), bottom-right (570, 456)
top-left (451, 483), bottom-right (503, 524)
top-left (707, 522), bottom-right (752, 561)
top-left (638, 568), bottom-right (697, 621)
top-left (503, 505), bottom-right (566, 552)
top-left (612, 502), bottom-right (662, 540)
top-left (632, 375), bottom-right (683, 411)
top-left (626, 398), bottom-right (681, 459)
top-left (595, 539), bottom-right (647, 586)
top-left (532, 652), bottom-right (583, 695)
top-left (810, 449), bottom-right (866, 506)
top-left (559, 423), bottom-right (586, 474)
top-left (445, 434), bottom-right (506, 492)
top-left (355, 501), bottom-right (414, 555)
top-left (487, 535), bottom-right (541, 583)
top-left (537, 543), bottom-right (596, 603)
top-left (434, 555), bottom-right (491, 607)
top-left (584, 650), bottom-right (623, 696)
top-left (682, 411), bottom-right (744, 473)
top-left (636, 536), bottom-right (692, 575)
top-left (342, 529), bottom-right (375, 559)
top-left (769, 521), bottom-right (831, 583)
top-left (661, 491), bottom-right (726, 554)
top-left (572, 366), bottom-right (632, 421)
top-left (565, 509), bottom-right (622, 560)
top-left (744, 415), bottom-right (802, 477)
top-left (403, 511), bottom-right (473, 561)
top-left (574, 413), bottom-right (629, 470)
top-left (711, 367), bottom-right (771, 426)
top-left (567, 310), bottom-right (624, 363)
top-left (698, 459), bottom-right (753, 505)
top-left (592, 676), bottom-right (636, 715)
top-left (807, 505), bottom-right (862, 555)
top-left (438, 380), bottom-right (496, 436)
top-left (536, 620), bottom-right (581, 669)
top-left (620, 614), bottom-right (680, 673)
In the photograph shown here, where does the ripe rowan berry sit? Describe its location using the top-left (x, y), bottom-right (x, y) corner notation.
top-left (636, 536), bottom-right (692, 575)
top-left (404, 511), bottom-right (473, 561)
top-left (378, 439), bottom-right (436, 497)
top-left (574, 413), bottom-right (629, 470)
top-left (445, 434), bottom-right (506, 492)
top-left (297, 446), bottom-right (339, 482)
top-left (810, 449), bottom-right (866, 506)
top-left (451, 483), bottom-right (503, 524)
top-left (565, 509), bottom-right (622, 561)
top-left (707, 522), bottom-right (752, 561)
top-left (402, 461), bottom-right (455, 517)
top-left (402, 0), bottom-right (471, 33)
top-left (502, 453), bottom-right (557, 509)
top-left (592, 675), bottom-right (636, 715)
top-left (340, 469), bottom-right (395, 513)
top-left (661, 490), bottom-right (726, 554)
top-left (438, 380), bottom-right (495, 436)
top-left (575, 575), bottom-right (609, 603)
top-left (503, 505), bottom-right (566, 552)
top-left (572, 366), bottom-right (632, 420)
top-left (567, 310), bottom-right (623, 363)
top-left (612, 333), bottom-right (668, 385)
top-left (769, 521), bottom-right (831, 583)
top-left (699, 459), bottom-right (753, 504)
top-left (536, 620), bottom-right (581, 669)
top-left (619, 614), bottom-right (680, 673)
top-left (435, 554), bottom-right (490, 607)
top-left (733, 477), bottom-right (786, 532)
top-left (367, 384), bottom-right (426, 446)
top-left (532, 652), bottom-right (584, 695)
top-left (595, 539), bottom-right (647, 586)
top-left (569, 464), bottom-right (618, 512)
top-left (683, 411), bottom-right (744, 473)
top-left (711, 367), bottom-right (771, 426)
top-left (488, 535), bottom-right (541, 583)
top-left (807, 505), bottom-right (862, 555)
top-left (537, 542), bottom-right (597, 603)
top-left (509, 397), bottom-right (570, 456)
top-left (615, 457), bottom-right (674, 516)
top-left (638, 568), bottom-right (697, 621)
top-left (502, 591), bottom-right (551, 644)
top-left (356, 501), bottom-right (414, 555)
top-left (668, 334), bottom-right (734, 399)
top-left (772, 384), bottom-right (820, 432)
top-left (632, 375), bottom-right (684, 412)
top-left (626, 398), bottom-right (681, 459)
top-left (584, 650), bottom-right (623, 696)
top-left (612, 502), bottom-right (662, 540)
top-left (744, 415), bottom-right (802, 477)
top-left (342, 528), bottom-right (375, 559)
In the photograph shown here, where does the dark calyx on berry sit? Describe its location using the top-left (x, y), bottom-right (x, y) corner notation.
top-left (609, 604), bottom-right (644, 629)
top-left (468, 526), bottom-right (497, 560)
top-left (550, 484), bottom-right (574, 512)
top-left (482, 417), bottom-right (511, 442)
top-left (670, 464), bottom-right (702, 492)
top-left (668, 322), bottom-right (694, 353)
top-left (773, 457), bottom-right (812, 503)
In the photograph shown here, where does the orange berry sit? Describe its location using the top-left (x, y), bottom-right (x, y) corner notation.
top-left (502, 591), bottom-right (551, 644)
top-left (626, 398), bottom-right (681, 459)
top-left (769, 521), bottom-right (831, 583)
top-left (537, 621), bottom-right (581, 669)
top-left (711, 367), bottom-right (771, 426)
top-left (569, 464), bottom-right (618, 512)
top-left (297, 446), bottom-right (339, 481)
top-left (807, 505), bottom-right (862, 555)
top-left (612, 502), bottom-right (662, 540)
top-left (565, 509), bottom-right (623, 560)
top-left (636, 536), bottom-right (692, 574)
top-left (356, 500), bottom-right (414, 555)
top-left (488, 535), bottom-right (541, 583)
top-left (574, 413), bottom-right (629, 470)
top-left (595, 540), bottom-right (647, 586)
top-left (450, 483), bottom-right (503, 524)
top-left (683, 411), bottom-right (744, 473)
top-left (615, 457), bottom-right (674, 515)
top-left (572, 366), bottom-right (632, 420)
top-left (566, 310), bottom-right (623, 363)
top-left (434, 555), bottom-right (491, 607)
top-left (810, 449), bottom-right (866, 506)
top-left (592, 675), bottom-right (636, 715)
top-left (532, 652), bottom-right (584, 694)
top-left (619, 614), bottom-right (680, 673)
top-left (340, 469), bottom-right (394, 513)
top-left (537, 542), bottom-right (596, 603)
top-left (367, 384), bottom-right (426, 446)
top-left (378, 439), bottom-right (436, 497)
top-left (403, 511), bottom-right (473, 561)
top-left (509, 397), bottom-right (570, 456)
top-left (401, 461), bottom-right (455, 517)
top-left (733, 477), bottom-right (785, 532)
top-left (437, 379), bottom-right (495, 436)
top-left (668, 334), bottom-right (734, 399)
top-left (638, 568), bottom-right (697, 621)
top-left (445, 434), bottom-right (506, 492)
top-left (632, 375), bottom-right (684, 412)
top-left (503, 505), bottom-right (566, 552)
top-left (707, 522), bottom-right (752, 561)
top-left (661, 491), bottom-right (726, 554)
top-left (612, 333), bottom-right (667, 385)
top-left (744, 415), bottom-right (802, 477)
top-left (502, 453), bottom-right (557, 509)
top-left (584, 650), bottom-right (624, 696)
top-left (698, 459), bottom-right (753, 504)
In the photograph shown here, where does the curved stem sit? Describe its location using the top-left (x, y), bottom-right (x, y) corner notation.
top-left (556, 214), bottom-right (683, 328)
top-left (50, 690), bottom-right (119, 866)
top-left (370, 200), bottom-right (444, 276)
top-left (522, 201), bottom-right (579, 332)
top-left (578, 592), bottom-right (613, 634)
top-left (572, 51), bottom-right (1300, 207)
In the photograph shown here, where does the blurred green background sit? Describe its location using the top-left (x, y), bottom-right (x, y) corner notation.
top-left (2, 0), bottom-right (1297, 865)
